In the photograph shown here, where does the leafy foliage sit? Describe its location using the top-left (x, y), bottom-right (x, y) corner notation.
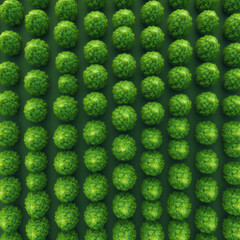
top-left (141, 128), bottom-right (162, 150)
top-left (223, 69), bottom-right (240, 91)
top-left (222, 188), bottom-right (240, 216)
top-left (26, 172), bottom-right (47, 191)
top-left (26, 217), bottom-right (49, 240)
top-left (113, 220), bottom-right (136, 240)
top-left (56, 51), bottom-right (79, 74)
top-left (141, 221), bottom-right (164, 240)
top-left (168, 220), bottom-right (190, 240)
top-left (25, 151), bottom-right (48, 173)
top-left (168, 140), bottom-right (189, 160)
top-left (167, 118), bottom-right (190, 139)
top-left (141, 177), bottom-right (162, 201)
top-left (55, 0), bottom-right (78, 21)
top-left (0, 91), bottom-right (20, 116)
top-left (223, 43), bottom-right (240, 67)
top-left (0, 61), bottom-right (20, 87)
top-left (222, 95), bottom-right (240, 117)
top-left (169, 94), bottom-right (192, 117)
top-left (0, 151), bottom-right (20, 176)
top-left (223, 161), bottom-right (240, 185)
top-left (222, 216), bottom-right (240, 240)
top-left (223, 14), bottom-right (240, 41)
top-left (58, 74), bottom-right (78, 95)
top-left (112, 9), bottom-right (135, 29)
top-left (0, 121), bottom-right (20, 147)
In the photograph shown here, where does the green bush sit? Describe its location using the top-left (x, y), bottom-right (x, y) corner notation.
top-left (222, 188), bottom-right (240, 216)
top-left (26, 217), bottom-right (49, 240)
top-left (224, 14), bottom-right (240, 41)
top-left (58, 74), bottom-right (78, 95)
top-left (223, 69), bottom-right (240, 91)
top-left (26, 172), bottom-right (47, 191)
top-left (0, 91), bottom-right (20, 116)
top-left (112, 9), bottom-right (135, 29)
top-left (30, 0), bottom-right (49, 9)
top-left (0, 121), bottom-right (20, 147)
top-left (85, 0), bottom-right (105, 10)
top-left (0, 151), bottom-right (20, 176)
top-left (141, 221), bottom-right (164, 240)
top-left (222, 95), bottom-right (240, 117)
top-left (168, 140), bottom-right (189, 160)
top-left (113, 220), bottom-right (136, 240)
top-left (222, 121), bottom-right (240, 144)
top-left (0, 61), bottom-right (20, 87)
top-left (169, 94), bottom-right (192, 117)
top-left (223, 161), bottom-right (240, 185)
top-left (141, 177), bottom-right (162, 201)
top-left (168, 220), bottom-right (190, 240)
top-left (85, 229), bottom-right (107, 240)
top-left (56, 51), bottom-right (79, 74)
top-left (167, 118), bottom-right (189, 139)
top-left (195, 0), bottom-right (218, 12)
top-left (222, 216), bottom-right (240, 240)
top-left (195, 233), bottom-right (217, 240)
top-left (55, 0), bottom-right (78, 22)
top-left (25, 151), bottom-right (48, 173)
top-left (141, 128), bottom-right (162, 150)
top-left (57, 231), bottom-right (78, 240)
top-left (222, 0), bottom-right (240, 14)
top-left (224, 143), bottom-right (240, 158)
top-left (223, 43), bottom-right (240, 67)
top-left (142, 201), bottom-right (162, 221)
top-left (0, 232), bottom-right (22, 240)
top-left (114, 0), bottom-right (132, 8)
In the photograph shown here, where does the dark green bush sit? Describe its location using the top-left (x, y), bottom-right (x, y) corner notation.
top-left (0, 61), bottom-right (20, 87)
top-left (0, 91), bottom-right (20, 116)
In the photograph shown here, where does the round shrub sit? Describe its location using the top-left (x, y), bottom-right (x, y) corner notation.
top-left (112, 134), bottom-right (136, 161)
top-left (223, 161), bottom-right (240, 185)
top-left (0, 61), bottom-right (20, 87)
top-left (141, 128), bottom-right (162, 150)
top-left (222, 0), bottom-right (240, 14)
top-left (222, 216), bottom-right (240, 240)
top-left (84, 40), bottom-right (108, 64)
top-left (57, 231), bottom-right (78, 240)
top-left (224, 143), bottom-right (240, 158)
top-left (25, 10), bottom-right (49, 36)
top-left (56, 51), bottom-right (79, 74)
top-left (168, 0), bottom-right (189, 9)
top-left (24, 98), bottom-right (48, 123)
top-left (29, 0), bottom-right (49, 9)
top-left (195, 233), bottom-right (217, 240)
top-left (0, 121), bottom-right (20, 147)
top-left (114, 0), bottom-right (132, 8)
top-left (26, 172), bottom-right (47, 191)
top-left (195, 63), bottom-right (219, 88)
top-left (169, 94), bottom-right (192, 117)
top-left (167, 10), bottom-right (192, 39)
top-left (55, 0), bottom-right (78, 21)
top-left (222, 95), bottom-right (240, 117)
top-left (25, 151), bottom-right (48, 173)
top-left (222, 121), bottom-right (240, 144)
top-left (195, 0), bottom-right (218, 12)
top-left (113, 220), bottom-right (136, 240)
top-left (85, 229), bottom-right (107, 240)
top-left (58, 74), bottom-right (78, 95)
top-left (222, 188), bottom-right (240, 216)
top-left (0, 91), bottom-right (20, 116)
top-left (85, 0), bottom-right (105, 10)
top-left (112, 164), bottom-right (137, 191)
top-left (0, 31), bottom-right (22, 56)
top-left (141, 177), bottom-right (162, 201)
top-left (168, 140), bottom-right (189, 160)
top-left (223, 69), bottom-right (240, 91)
top-left (168, 163), bottom-right (192, 190)
top-left (26, 217), bottom-right (49, 240)
top-left (112, 9), bottom-right (135, 29)
top-left (167, 118), bottom-right (190, 139)
top-left (168, 220), bottom-right (190, 240)
top-left (223, 14), bottom-right (240, 41)
top-left (141, 221), bottom-right (164, 240)
top-left (0, 151), bottom-right (20, 176)
top-left (83, 173), bottom-right (108, 201)
top-left (167, 67), bottom-right (191, 91)
top-left (142, 200), bottom-right (162, 221)
top-left (223, 43), bottom-right (240, 67)
top-left (84, 11), bottom-right (108, 38)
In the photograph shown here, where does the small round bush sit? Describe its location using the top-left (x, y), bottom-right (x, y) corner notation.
top-left (167, 10), bottom-right (192, 39)
top-left (54, 176), bottom-right (79, 202)
top-left (195, 63), bottom-right (219, 88)
top-left (196, 10), bottom-right (219, 35)
top-left (58, 74), bottom-right (78, 95)
top-left (223, 14), bottom-right (240, 41)
top-left (223, 43), bottom-right (240, 67)
top-left (223, 161), bottom-right (240, 185)
top-left (168, 220), bottom-right (190, 240)
top-left (141, 128), bottom-right (162, 150)
top-left (25, 39), bottom-right (50, 67)
top-left (83, 173), bottom-right (108, 201)
top-left (224, 143), bottom-right (240, 158)
top-left (0, 91), bottom-right (20, 116)
top-left (222, 216), bottom-right (240, 240)
top-left (112, 9), bottom-right (135, 29)
top-left (196, 149), bottom-right (218, 174)
top-left (141, 221), bottom-right (164, 240)
top-left (222, 121), bottom-right (240, 144)
top-left (167, 118), bottom-right (190, 139)
top-left (114, 0), bottom-right (132, 8)
top-left (0, 61), bottom-right (20, 87)
top-left (0, 0), bottom-right (24, 26)
top-left (142, 200), bottom-right (162, 221)
top-left (25, 151), bottom-right (48, 173)
top-left (85, 0), bottom-right (105, 10)
top-left (195, 206), bottom-right (218, 234)
top-left (141, 76), bottom-right (164, 100)
top-left (26, 217), bottom-right (49, 240)
top-left (56, 51), bottom-right (79, 74)
top-left (53, 124), bottom-right (78, 150)
top-left (195, 0), bottom-right (218, 12)
top-left (55, 0), bottom-right (78, 21)
top-left (57, 231), bottom-right (79, 240)
top-left (168, 140), bottom-right (189, 160)
top-left (168, 163), bottom-right (192, 190)
top-left (195, 35), bottom-right (220, 62)
top-left (113, 192), bottom-right (137, 219)
top-left (141, 177), bottom-right (162, 201)
top-left (223, 69), bottom-right (240, 91)
top-left (195, 233), bottom-right (217, 240)
top-left (113, 220), bottom-right (136, 240)
top-left (54, 151), bottom-right (78, 175)
top-left (85, 229), bottom-right (107, 240)
top-left (24, 98), bottom-right (48, 123)
top-left (222, 95), bottom-right (240, 117)
top-left (112, 164), bottom-right (137, 191)
top-left (0, 121), bottom-right (20, 147)
top-left (84, 147), bottom-right (107, 172)
top-left (222, 0), bottom-right (240, 14)
top-left (112, 134), bottom-right (136, 161)
top-left (26, 172), bottom-right (47, 191)
top-left (84, 11), bottom-right (108, 38)
top-left (0, 176), bottom-right (21, 204)
top-left (83, 64), bottom-right (108, 90)
top-left (55, 203), bottom-right (79, 231)
top-left (30, 0), bottom-right (49, 9)
top-left (222, 188), bottom-right (240, 216)
top-left (168, 0), bottom-right (189, 9)
top-left (112, 53), bottom-right (136, 79)
top-left (140, 150), bottom-right (164, 176)
top-left (141, 1), bottom-right (164, 26)
top-left (140, 52), bottom-right (164, 76)
top-left (195, 176), bottom-right (218, 203)
top-left (167, 67), bottom-right (191, 91)
top-left (25, 10), bottom-right (49, 37)
top-left (141, 26), bottom-right (164, 51)
top-left (0, 151), bottom-right (20, 176)
top-left (167, 191), bottom-right (191, 220)
top-left (0, 31), bottom-right (22, 56)
top-left (84, 40), bottom-right (108, 64)
top-left (169, 94), bottom-right (192, 117)
top-left (24, 126), bottom-right (48, 151)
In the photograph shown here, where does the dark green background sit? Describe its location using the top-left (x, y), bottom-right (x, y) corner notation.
top-left (0, 0), bottom-right (235, 239)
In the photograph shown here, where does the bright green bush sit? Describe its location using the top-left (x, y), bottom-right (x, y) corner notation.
top-left (141, 177), bottom-right (162, 201)
top-left (167, 118), bottom-right (189, 139)
top-left (195, 233), bottom-right (217, 240)
top-left (223, 14), bottom-right (240, 41)
top-left (141, 221), bottom-right (164, 240)
top-left (26, 217), bottom-right (49, 240)
top-left (112, 9), bottom-right (135, 29)
top-left (168, 0), bottom-right (189, 9)
top-left (195, 0), bottom-right (218, 12)
top-left (26, 172), bottom-right (47, 191)
top-left (25, 151), bottom-right (47, 173)
top-left (168, 140), bottom-right (189, 160)
top-left (30, 0), bottom-right (49, 9)
top-left (222, 121), bottom-right (240, 144)
top-left (223, 161), bottom-right (240, 185)
top-left (168, 220), bottom-right (190, 240)
top-left (85, 229), bottom-right (107, 240)
top-left (0, 61), bottom-right (20, 87)
top-left (222, 188), bottom-right (240, 216)
top-left (141, 128), bottom-right (162, 150)
top-left (58, 74), bottom-right (78, 95)
top-left (222, 95), bottom-right (240, 117)
top-left (142, 201), bottom-right (162, 221)
top-left (0, 151), bottom-right (20, 176)
top-left (222, 0), bottom-right (240, 14)
top-left (0, 232), bottom-right (22, 240)
top-left (113, 220), bottom-right (136, 240)
top-left (223, 69), bottom-right (240, 91)
top-left (169, 94), bottom-right (191, 117)
top-left (56, 51), bottom-right (79, 74)
top-left (0, 121), bottom-right (20, 147)
top-left (85, 0), bottom-right (105, 10)
top-left (114, 0), bottom-right (132, 8)
top-left (55, 0), bottom-right (78, 21)
top-left (223, 43), bottom-right (240, 67)
top-left (222, 216), bottom-right (240, 240)
top-left (0, 91), bottom-right (20, 116)
top-left (224, 143), bottom-right (240, 158)
top-left (57, 231), bottom-right (78, 240)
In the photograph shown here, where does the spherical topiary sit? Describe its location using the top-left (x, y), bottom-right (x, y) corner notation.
top-left (0, 121), bottom-right (20, 147)
top-left (83, 120), bottom-right (107, 145)
top-left (57, 231), bottom-right (79, 240)
top-left (112, 164), bottom-right (137, 191)
top-left (222, 95), bottom-right (240, 117)
top-left (168, 39), bottom-right (193, 66)
top-left (112, 53), bottom-right (136, 79)
top-left (112, 9), bottom-right (135, 29)
top-left (141, 221), bottom-right (164, 240)
top-left (223, 161), bottom-right (240, 185)
top-left (168, 0), bottom-right (189, 9)
top-left (141, 76), bottom-right (164, 100)
top-left (167, 191), bottom-right (191, 220)
top-left (223, 43), bottom-right (240, 67)
top-left (24, 126), bottom-right (48, 151)
top-left (55, 0), bottom-right (78, 22)
top-left (26, 172), bottom-right (47, 191)
top-left (25, 10), bottom-right (49, 37)
top-left (168, 140), bottom-right (189, 160)
top-left (25, 39), bottom-right (50, 67)
top-left (0, 151), bottom-right (20, 176)
top-left (0, 0), bottom-right (24, 26)
top-left (168, 163), bottom-right (192, 190)
top-left (223, 69), bottom-right (240, 91)
top-left (167, 118), bottom-right (190, 139)
top-left (0, 91), bottom-right (20, 116)
top-left (195, 177), bottom-right (218, 203)
top-left (112, 134), bottom-right (136, 161)
top-left (83, 92), bottom-right (107, 117)
top-left (222, 0), bottom-right (240, 14)
top-left (113, 192), bottom-right (137, 219)
top-left (0, 61), bottom-right (20, 87)
top-left (58, 74), bottom-right (78, 95)
top-left (169, 94), bottom-right (192, 117)
top-left (168, 220), bottom-right (190, 240)
top-left (84, 11), bottom-right (108, 38)
top-left (114, 0), bottom-right (132, 8)
top-left (223, 13), bottom-right (240, 41)
top-left (141, 177), bottom-right (162, 201)
top-left (84, 40), bottom-right (108, 64)
top-left (112, 105), bottom-right (137, 132)
top-left (54, 176), bottom-right (79, 203)
top-left (195, 0), bottom-right (218, 12)
top-left (84, 147), bottom-right (107, 172)
top-left (54, 151), bottom-right (78, 175)
top-left (113, 220), bottom-right (136, 240)
top-left (56, 51), bottom-right (79, 74)
top-left (26, 217), bottom-right (49, 240)
top-left (0, 31), bottom-right (22, 56)
top-left (24, 98), bottom-right (48, 123)
top-left (85, 229), bottom-right (107, 240)
top-left (195, 62), bottom-right (219, 88)
top-left (222, 188), bottom-right (240, 216)
top-left (30, 0), bottom-right (49, 9)
top-left (195, 206), bottom-right (218, 234)
top-left (167, 10), bottom-right (192, 39)
top-left (83, 173), bottom-right (108, 201)
top-left (196, 10), bottom-right (219, 35)
top-left (83, 64), bottom-right (108, 90)
top-left (141, 1), bottom-right (164, 26)
top-left (53, 124), bottom-right (78, 150)
top-left (222, 121), bottom-right (240, 144)
top-left (224, 143), bottom-right (240, 158)
top-left (142, 200), bottom-right (162, 221)
top-left (222, 216), bottom-right (240, 240)
top-left (0, 177), bottom-right (21, 203)
top-left (195, 233), bottom-right (217, 240)
top-left (25, 151), bottom-right (48, 173)
top-left (141, 128), bottom-right (162, 150)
